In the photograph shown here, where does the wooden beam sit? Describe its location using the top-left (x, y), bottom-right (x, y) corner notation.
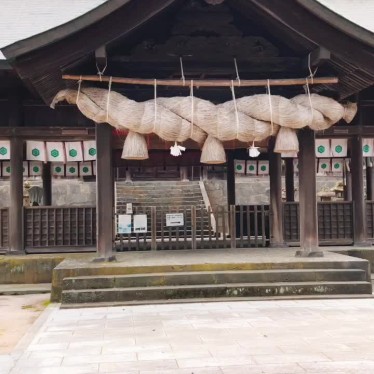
top-left (269, 144), bottom-right (285, 246)
top-left (0, 127), bottom-right (95, 139)
top-left (296, 128), bottom-right (322, 256)
top-left (303, 47), bottom-right (330, 69)
top-left (95, 45), bottom-right (107, 70)
top-left (63, 74), bottom-right (338, 87)
top-left (9, 137), bottom-right (25, 253)
top-left (96, 123), bottom-right (114, 259)
top-left (366, 163), bottom-right (374, 201)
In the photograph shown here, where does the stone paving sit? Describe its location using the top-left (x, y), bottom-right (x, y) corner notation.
top-left (2, 298), bottom-right (374, 373)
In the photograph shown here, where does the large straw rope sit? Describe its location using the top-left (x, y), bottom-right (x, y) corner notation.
top-left (51, 87), bottom-right (357, 154)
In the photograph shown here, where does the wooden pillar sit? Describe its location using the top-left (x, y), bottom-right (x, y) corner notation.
top-left (351, 136), bottom-right (367, 244)
top-left (366, 160), bottom-right (374, 201)
top-left (42, 163), bottom-right (52, 206)
top-left (269, 146), bottom-right (285, 246)
top-left (9, 137), bottom-right (24, 253)
top-left (296, 129), bottom-right (321, 256)
top-left (96, 123), bottom-right (114, 259)
top-left (285, 158), bottom-right (295, 202)
top-left (226, 151), bottom-right (235, 206)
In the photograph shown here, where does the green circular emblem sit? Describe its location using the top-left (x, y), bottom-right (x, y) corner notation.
top-left (82, 166), bottom-right (89, 173)
top-left (69, 167), bottom-right (76, 174)
top-left (334, 163), bottom-right (340, 169)
top-left (6, 166), bottom-right (10, 173)
top-left (363, 144), bottom-right (370, 153)
top-left (317, 145), bottom-right (325, 154)
top-left (31, 148), bottom-right (40, 157)
top-left (335, 145), bottom-right (343, 153)
top-left (321, 163), bottom-right (327, 169)
top-left (260, 165), bottom-right (266, 172)
top-left (88, 148), bottom-right (96, 156)
top-left (69, 149), bottom-right (78, 157)
top-left (55, 166), bottom-right (62, 173)
top-left (33, 166), bottom-right (39, 173)
top-left (249, 165), bottom-right (255, 171)
top-left (236, 164), bottom-right (242, 171)
top-left (51, 149), bottom-right (59, 158)
top-left (0, 147), bottom-right (7, 156)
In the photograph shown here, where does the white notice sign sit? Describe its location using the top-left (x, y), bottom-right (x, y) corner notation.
top-left (166, 213), bottom-right (184, 227)
top-left (126, 203), bottom-right (133, 214)
top-left (133, 214), bottom-right (147, 233)
top-left (118, 214), bottom-right (132, 234)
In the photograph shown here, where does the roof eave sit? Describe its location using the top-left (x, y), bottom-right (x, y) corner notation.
top-left (297, 0), bottom-right (374, 48)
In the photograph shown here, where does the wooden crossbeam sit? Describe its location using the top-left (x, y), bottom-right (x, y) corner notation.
top-left (62, 74), bottom-right (338, 87)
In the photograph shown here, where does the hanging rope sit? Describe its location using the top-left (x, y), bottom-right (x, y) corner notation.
top-left (76, 75), bottom-right (82, 105)
top-left (153, 79), bottom-right (157, 133)
top-left (96, 58), bottom-right (108, 82)
top-left (230, 80), bottom-right (240, 140)
top-left (179, 57), bottom-right (186, 86)
top-left (190, 79), bottom-right (194, 139)
top-left (105, 76), bottom-right (112, 123)
top-left (234, 58), bottom-right (241, 86)
top-left (266, 79), bottom-right (274, 135)
top-left (307, 52), bottom-right (318, 84)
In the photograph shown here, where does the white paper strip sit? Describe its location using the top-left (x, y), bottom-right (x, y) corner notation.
top-left (83, 140), bottom-right (97, 161)
top-left (293, 159), bottom-right (299, 173)
top-left (26, 141), bottom-right (46, 161)
top-left (315, 139), bottom-right (330, 158)
top-left (0, 140), bottom-right (10, 160)
top-left (65, 162), bottom-right (79, 177)
top-left (318, 158), bottom-right (331, 174)
top-left (246, 160), bottom-right (257, 175)
top-left (46, 142), bottom-right (66, 162)
top-left (257, 161), bottom-right (269, 175)
top-left (23, 161), bottom-right (29, 177)
top-left (234, 160), bottom-right (245, 174)
top-left (79, 161), bottom-right (93, 176)
top-left (331, 138), bottom-right (347, 157)
top-left (52, 163), bottom-right (65, 176)
top-left (2, 162), bottom-right (10, 176)
top-left (29, 161), bottom-right (42, 176)
top-left (65, 142), bottom-right (83, 162)
top-left (331, 158), bottom-right (344, 174)
top-left (362, 138), bottom-right (374, 157)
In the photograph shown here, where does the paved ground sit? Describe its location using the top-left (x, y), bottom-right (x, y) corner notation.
top-left (2, 298), bottom-right (374, 373)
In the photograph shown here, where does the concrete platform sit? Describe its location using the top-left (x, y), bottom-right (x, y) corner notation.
top-left (51, 248), bottom-right (372, 303)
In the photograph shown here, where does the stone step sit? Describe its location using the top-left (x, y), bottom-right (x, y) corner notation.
top-left (62, 269), bottom-right (367, 290)
top-left (61, 281), bottom-right (372, 304)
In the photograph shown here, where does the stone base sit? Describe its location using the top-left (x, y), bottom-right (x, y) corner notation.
top-left (295, 250), bottom-right (324, 258)
top-left (92, 255), bottom-right (117, 263)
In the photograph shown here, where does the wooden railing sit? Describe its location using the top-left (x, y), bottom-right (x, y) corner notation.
top-left (283, 201), bottom-right (354, 245)
top-left (115, 205), bottom-right (270, 251)
top-left (0, 208), bottom-right (9, 250)
top-left (24, 206), bottom-right (96, 251)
